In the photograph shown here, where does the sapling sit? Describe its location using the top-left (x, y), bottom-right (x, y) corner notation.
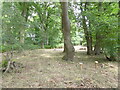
top-left (2, 46), bottom-right (17, 73)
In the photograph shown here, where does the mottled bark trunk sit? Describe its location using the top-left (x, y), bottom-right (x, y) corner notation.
top-left (61, 6), bottom-right (66, 53)
top-left (61, 10), bottom-right (66, 53)
top-left (94, 32), bottom-right (101, 55)
top-left (87, 37), bottom-right (92, 55)
top-left (85, 22), bottom-right (92, 55)
top-left (80, 3), bottom-right (92, 55)
top-left (94, 2), bottom-right (102, 55)
top-left (61, 2), bottom-right (75, 61)
top-left (88, 20), bottom-right (93, 55)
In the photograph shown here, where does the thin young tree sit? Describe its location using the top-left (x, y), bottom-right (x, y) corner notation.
top-left (80, 2), bottom-right (92, 55)
top-left (94, 2), bottom-right (102, 55)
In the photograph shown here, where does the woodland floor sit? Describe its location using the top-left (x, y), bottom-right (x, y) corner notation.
top-left (2, 46), bottom-right (118, 88)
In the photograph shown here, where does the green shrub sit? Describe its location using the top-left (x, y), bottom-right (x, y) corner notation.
top-left (82, 42), bottom-right (87, 46)
top-left (1, 44), bottom-right (40, 53)
top-left (22, 44), bottom-right (40, 50)
top-left (44, 45), bottom-right (53, 49)
top-left (56, 43), bottom-right (64, 48)
top-left (0, 45), bottom-right (7, 53)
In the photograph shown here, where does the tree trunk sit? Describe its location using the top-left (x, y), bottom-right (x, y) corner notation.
top-left (61, 10), bottom-right (66, 53)
top-left (94, 2), bottom-right (102, 55)
top-left (61, 2), bottom-right (75, 61)
top-left (94, 32), bottom-right (101, 55)
top-left (80, 3), bottom-right (92, 55)
top-left (61, 7), bottom-right (66, 53)
top-left (63, 43), bottom-right (66, 53)
top-left (88, 20), bottom-right (93, 55)
top-left (41, 41), bottom-right (44, 48)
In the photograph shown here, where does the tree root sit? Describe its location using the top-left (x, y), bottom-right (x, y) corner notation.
top-left (2, 61), bottom-right (24, 73)
top-left (4, 61), bottom-right (11, 73)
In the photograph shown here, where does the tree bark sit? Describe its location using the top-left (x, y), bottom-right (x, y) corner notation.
top-left (61, 9), bottom-right (66, 53)
top-left (61, 2), bottom-right (75, 61)
top-left (94, 32), bottom-right (101, 55)
top-left (80, 3), bottom-right (92, 55)
top-left (88, 20), bottom-right (93, 55)
top-left (94, 2), bottom-right (102, 55)
top-left (63, 43), bottom-right (66, 53)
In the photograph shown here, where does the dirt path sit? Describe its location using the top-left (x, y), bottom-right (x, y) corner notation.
top-left (2, 46), bottom-right (118, 88)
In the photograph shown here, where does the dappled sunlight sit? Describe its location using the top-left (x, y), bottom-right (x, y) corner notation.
top-left (2, 48), bottom-right (118, 88)
top-left (2, 1), bottom-right (119, 88)
top-left (40, 54), bottom-right (51, 58)
top-left (40, 53), bottom-right (63, 58)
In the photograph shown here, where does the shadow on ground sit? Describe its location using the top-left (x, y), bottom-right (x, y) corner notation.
top-left (2, 47), bottom-right (118, 88)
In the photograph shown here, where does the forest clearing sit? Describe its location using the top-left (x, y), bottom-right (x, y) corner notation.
top-left (2, 46), bottom-right (118, 88)
top-left (1, 1), bottom-right (120, 89)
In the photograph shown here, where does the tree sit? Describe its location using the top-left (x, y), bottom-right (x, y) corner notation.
top-left (2, 2), bottom-right (26, 72)
top-left (80, 2), bottom-right (93, 55)
top-left (31, 2), bottom-right (62, 48)
top-left (98, 2), bottom-right (118, 61)
top-left (94, 2), bottom-right (103, 55)
top-left (61, 2), bottom-right (75, 61)
top-left (18, 2), bottom-right (30, 44)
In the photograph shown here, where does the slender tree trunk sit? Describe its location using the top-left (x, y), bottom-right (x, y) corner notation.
top-left (94, 2), bottom-right (102, 55)
top-left (61, 2), bottom-right (75, 61)
top-left (94, 32), bottom-right (101, 55)
top-left (88, 20), bottom-right (93, 54)
top-left (61, 10), bottom-right (66, 53)
top-left (80, 3), bottom-right (92, 55)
